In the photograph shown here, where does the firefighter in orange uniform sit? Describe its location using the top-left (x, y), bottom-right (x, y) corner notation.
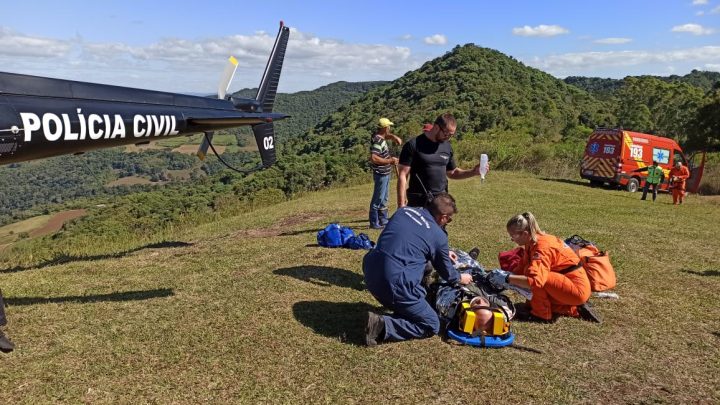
top-left (668, 161), bottom-right (690, 205)
top-left (487, 212), bottom-right (601, 323)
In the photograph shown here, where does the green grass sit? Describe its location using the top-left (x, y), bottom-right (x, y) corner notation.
top-left (0, 216), bottom-right (51, 245)
top-left (1, 171), bottom-right (719, 403)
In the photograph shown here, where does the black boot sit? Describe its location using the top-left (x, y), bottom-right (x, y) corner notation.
top-left (0, 290), bottom-right (13, 353)
top-left (0, 289), bottom-right (7, 327)
top-left (578, 301), bottom-right (602, 323)
top-left (0, 329), bottom-right (14, 353)
top-left (378, 209), bottom-right (389, 226)
top-left (365, 312), bottom-right (385, 347)
top-left (369, 209), bottom-right (383, 229)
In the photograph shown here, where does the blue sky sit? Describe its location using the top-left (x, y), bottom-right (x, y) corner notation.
top-left (1, 0), bottom-right (718, 93)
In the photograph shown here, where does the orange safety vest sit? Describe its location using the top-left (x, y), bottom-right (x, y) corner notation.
top-left (518, 234), bottom-right (581, 289)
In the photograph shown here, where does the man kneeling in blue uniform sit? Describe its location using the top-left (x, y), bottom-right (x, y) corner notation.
top-left (362, 192), bottom-right (472, 346)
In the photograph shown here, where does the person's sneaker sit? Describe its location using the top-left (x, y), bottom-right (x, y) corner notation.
top-left (365, 312), bottom-right (385, 347)
top-left (578, 302), bottom-right (602, 323)
top-left (468, 247), bottom-right (480, 260)
top-left (0, 330), bottom-right (14, 353)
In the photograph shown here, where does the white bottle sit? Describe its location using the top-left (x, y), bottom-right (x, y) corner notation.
top-left (479, 154), bottom-right (488, 181)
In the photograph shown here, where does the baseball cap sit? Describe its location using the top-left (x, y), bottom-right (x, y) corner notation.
top-left (379, 118), bottom-right (394, 128)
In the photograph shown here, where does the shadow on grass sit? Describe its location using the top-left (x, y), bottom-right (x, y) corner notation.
top-left (5, 288), bottom-right (174, 306)
top-left (540, 178), bottom-right (590, 188)
top-left (274, 266), bottom-right (364, 290)
top-left (279, 228), bottom-right (319, 236)
top-left (343, 219), bottom-right (370, 224)
top-left (280, 221), bottom-right (370, 236)
top-left (681, 269), bottom-right (720, 277)
top-left (0, 241), bottom-right (193, 274)
top-left (293, 300), bottom-right (377, 345)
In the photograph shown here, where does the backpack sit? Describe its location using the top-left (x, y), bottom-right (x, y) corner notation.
top-left (565, 235), bottom-right (616, 292)
top-left (317, 223), bottom-right (355, 248)
top-left (344, 233), bottom-right (375, 250)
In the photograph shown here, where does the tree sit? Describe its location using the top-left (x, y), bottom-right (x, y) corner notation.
top-left (687, 85), bottom-right (720, 150)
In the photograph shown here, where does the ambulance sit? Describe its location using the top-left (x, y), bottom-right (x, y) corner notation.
top-left (580, 128), bottom-right (706, 193)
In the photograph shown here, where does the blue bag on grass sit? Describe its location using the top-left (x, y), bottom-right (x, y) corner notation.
top-left (317, 223), bottom-right (355, 248)
top-left (344, 233), bottom-right (375, 250)
top-left (317, 224), bottom-right (374, 249)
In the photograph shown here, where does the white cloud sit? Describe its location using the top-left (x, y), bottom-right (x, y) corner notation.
top-left (696, 11), bottom-right (705, 16)
top-left (526, 46), bottom-right (720, 75)
top-left (704, 63), bottom-right (720, 71)
top-left (0, 27), bottom-right (72, 57)
top-left (692, 0), bottom-right (708, 5)
top-left (712, 5), bottom-right (720, 14)
top-left (400, 34), bottom-right (413, 41)
top-left (512, 24), bottom-right (569, 37)
top-left (0, 26), bottom-right (420, 93)
top-left (594, 37), bottom-right (632, 44)
top-left (423, 34), bottom-right (447, 45)
top-left (671, 23), bottom-right (716, 35)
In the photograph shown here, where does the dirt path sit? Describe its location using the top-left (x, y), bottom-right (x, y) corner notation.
top-left (29, 209), bottom-right (87, 237)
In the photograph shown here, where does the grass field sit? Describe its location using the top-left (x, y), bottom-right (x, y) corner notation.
top-left (1, 171), bottom-right (718, 403)
top-left (0, 210), bottom-right (87, 249)
top-left (0, 216), bottom-right (51, 246)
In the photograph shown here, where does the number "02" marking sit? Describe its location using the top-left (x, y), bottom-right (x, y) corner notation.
top-left (263, 136), bottom-right (274, 150)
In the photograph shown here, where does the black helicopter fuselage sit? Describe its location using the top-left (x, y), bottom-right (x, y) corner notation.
top-left (0, 22), bottom-right (290, 168)
top-left (0, 72), bottom-right (285, 164)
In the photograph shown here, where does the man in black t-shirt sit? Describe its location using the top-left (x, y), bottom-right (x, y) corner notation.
top-left (397, 113), bottom-right (481, 207)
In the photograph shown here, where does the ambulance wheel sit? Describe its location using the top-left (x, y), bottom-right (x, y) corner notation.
top-left (626, 178), bottom-right (639, 193)
top-left (589, 180), bottom-right (603, 187)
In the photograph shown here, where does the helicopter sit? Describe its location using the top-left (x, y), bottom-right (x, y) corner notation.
top-left (0, 21), bottom-right (291, 171)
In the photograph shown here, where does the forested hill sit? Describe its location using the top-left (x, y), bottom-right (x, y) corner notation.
top-left (565, 70), bottom-right (720, 99)
top-left (231, 81), bottom-right (389, 139)
top-left (309, 44), bottom-right (614, 143)
top-left (283, 43), bottom-right (617, 174)
top-left (562, 77), bottom-right (624, 101)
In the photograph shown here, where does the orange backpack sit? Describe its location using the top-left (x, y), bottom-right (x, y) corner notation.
top-left (566, 236), bottom-right (616, 292)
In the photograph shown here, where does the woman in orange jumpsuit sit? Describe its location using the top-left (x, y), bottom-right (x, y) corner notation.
top-left (502, 212), bottom-right (600, 323)
top-left (669, 161), bottom-right (690, 205)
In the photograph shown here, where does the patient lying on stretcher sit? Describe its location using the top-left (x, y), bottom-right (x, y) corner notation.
top-left (427, 248), bottom-right (517, 336)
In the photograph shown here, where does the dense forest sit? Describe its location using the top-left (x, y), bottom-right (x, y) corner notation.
top-left (564, 70), bottom-right (720, 149)
top-left (1, 43), bottom-right (719, 245)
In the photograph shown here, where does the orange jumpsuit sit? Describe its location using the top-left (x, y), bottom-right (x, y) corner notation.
top-left (668, 165), bottom-right (690, 204)
top-left (516, 234), bottom-right (591, 320)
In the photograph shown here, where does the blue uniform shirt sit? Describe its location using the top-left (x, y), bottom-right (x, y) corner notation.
top-left (363, 207), bottom-right (459, 303)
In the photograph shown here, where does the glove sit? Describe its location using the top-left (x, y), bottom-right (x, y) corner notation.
top-left (487, 269), bottom-right (510, 290)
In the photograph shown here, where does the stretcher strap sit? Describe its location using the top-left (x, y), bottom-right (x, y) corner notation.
top-left (557, 263), bottom-right (583, 275)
